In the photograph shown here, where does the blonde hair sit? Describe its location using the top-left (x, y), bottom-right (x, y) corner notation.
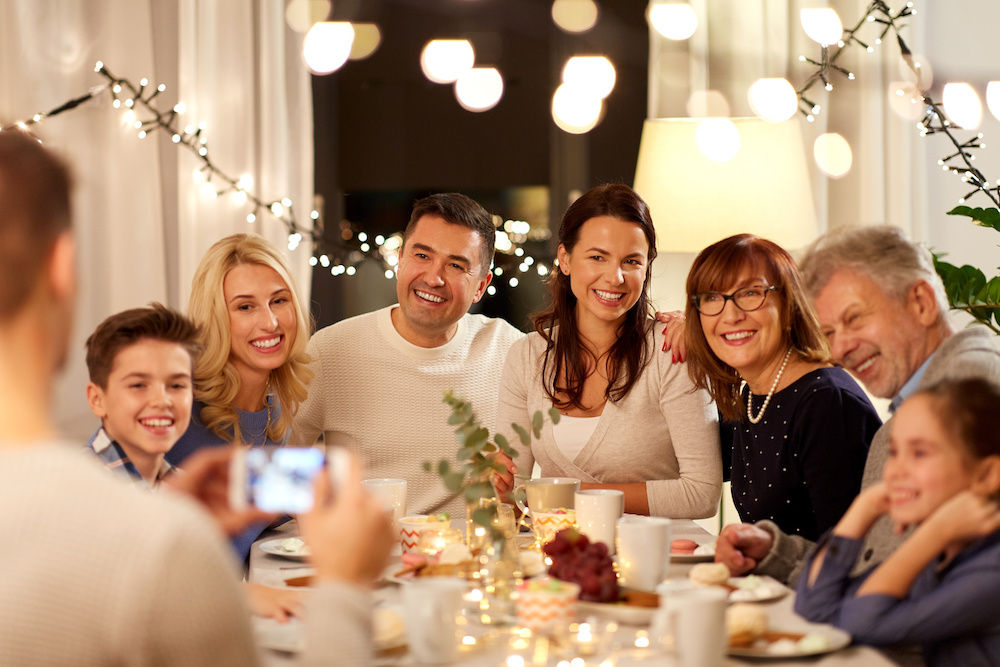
top-left (188, 233), bottom-right (313, 443)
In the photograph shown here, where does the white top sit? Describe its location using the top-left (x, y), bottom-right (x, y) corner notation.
top-left (497, 326), bottom-right (722, 519)
top-left (292, 305), bottom-right (525, 518)
top-left (552, 414), bottom-right (600, 460)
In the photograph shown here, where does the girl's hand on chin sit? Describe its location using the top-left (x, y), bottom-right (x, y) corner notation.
top-left (923, 491), bottom-right (1000, 545)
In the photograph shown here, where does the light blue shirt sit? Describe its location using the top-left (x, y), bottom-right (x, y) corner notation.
top-left (889, 353), bottom-right (935, 413)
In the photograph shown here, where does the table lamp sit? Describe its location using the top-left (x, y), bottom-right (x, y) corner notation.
top-left (633, 117), bottom-right (819, 253)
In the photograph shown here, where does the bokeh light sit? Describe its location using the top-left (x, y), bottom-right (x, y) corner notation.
top-left (552, 83), bottom-right (602, 134)
top-left (747, 78), bottom-right (797, 122)
top-left (648, 3), bottom-right (698, 40)
top-left (562, 56), bottom-right (616, 99)
top-left (421, 39), bottom-right (475, 84)
top-left (551, 0), bottom-right (599, 34)
top-left (686, 90), bottom-right (730, 118)
top-left (942, 82), bottom-right (982, 130)
top-left (455, 67), bottom-right (504, 112)
top-left (814, 133), bottom-right (852, 178)
top-left (349, 23), bottom-right (382, 60)
top-left (800, 8), bottom-right (843, 46)
top-left (303, 22), bottom-right (355, 74)
top-left (888, 81), bottom-right (924, 120)
top-left (695, 118), bottom-right (741, 162)
top-left (285, 0), bottom-right (331, 33)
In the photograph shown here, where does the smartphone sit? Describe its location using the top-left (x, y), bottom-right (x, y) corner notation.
top-left (229, 446), bottom-right (350, 514)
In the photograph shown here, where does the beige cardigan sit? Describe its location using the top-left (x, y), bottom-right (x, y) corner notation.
top-left (497, 326), bottom-right (722, 518)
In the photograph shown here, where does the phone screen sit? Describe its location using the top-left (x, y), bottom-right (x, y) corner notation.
top-left (243, 447), bottom-right (325, 514)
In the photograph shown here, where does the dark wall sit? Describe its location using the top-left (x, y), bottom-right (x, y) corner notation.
top-left (309, 0), bottom-right (648, 330)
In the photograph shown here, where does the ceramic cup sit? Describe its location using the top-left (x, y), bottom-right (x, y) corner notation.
top-left (363, 478), bottom-right (407, 533)
top-left (398, 515), bottom-right (451, 553)
top-left (650, 585), bottom-right (727, 665)
top-left (531, 509), bottom-right (577, 546)
top-left (402, 577), bottom-right (468, 664)
top-left (574, 489), bottom-right (625, 554)
top-left (513, 477), bottom-right (580, 530)
top-left (615, 515), bottom-right (671, 591)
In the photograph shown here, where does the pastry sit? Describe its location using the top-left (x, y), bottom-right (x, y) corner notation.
top-left (689, 562), bottom-right (731, 586)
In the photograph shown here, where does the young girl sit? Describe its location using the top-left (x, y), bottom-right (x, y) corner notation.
top-left (795, 377), bottom-right (1000, 666)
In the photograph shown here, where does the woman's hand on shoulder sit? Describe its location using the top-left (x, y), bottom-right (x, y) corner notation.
top-left (654, 310), bottom-right (686, 363)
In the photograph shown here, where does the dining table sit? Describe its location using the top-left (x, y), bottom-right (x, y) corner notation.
top-left (248, 518), bottom-right (897, 667)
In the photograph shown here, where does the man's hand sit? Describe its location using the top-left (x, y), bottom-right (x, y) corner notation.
top-left (715, 523), bottom-right (774, 576)
top-left (490, 450), bottom-right (518, 496)
top-left (654, 310), bottom-right (687, 362)
top-left (299, 451), bottom-right (395, 587)
top-left (162, 447), bottom-right (275, 536)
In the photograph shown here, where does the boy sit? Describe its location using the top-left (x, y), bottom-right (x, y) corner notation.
top-left (84, 303), bottom-right (199, 489)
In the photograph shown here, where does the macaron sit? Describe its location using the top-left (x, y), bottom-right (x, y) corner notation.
top-left (671, 538), bottom-right (698, 555)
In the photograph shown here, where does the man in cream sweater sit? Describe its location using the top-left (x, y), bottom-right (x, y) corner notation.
top-left (0, 131), bottom-right (392, 665)
top-left (293, 193), bottom-right (524, 518)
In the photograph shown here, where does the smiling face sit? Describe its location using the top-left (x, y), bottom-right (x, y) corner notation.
top-left (885, 394), bottom-right (974, 526)
top-left (813, 269), bottom-right (929, 399)
top-left (224, 263), bottom-right (297, 384)
top-left (557, 216), bottom-right (650, 332)
top-left (87, 338), bottom-right (194, 476)
top-left (698, 266), bottom-right (787, 388)
top-left (393, 214), bottom-right (492, 347)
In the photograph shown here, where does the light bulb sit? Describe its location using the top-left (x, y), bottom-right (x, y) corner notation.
top-left (747, 78), bottom-right (797, 123)
top-left (551, 0), bottom-right (599, 34)
top-left (562, 56), bottom-right (616, 99)
top-left (647, 3), bottom-right (698, 40)
top-left (455, 67), bottom-right (504, 112)
top-left (800, 8), bottom-right (843, 46)
top-left (421, 40), bottom-right (474, 84)
top-left (552, 83), bottom-right (602, 134)
top-left (303, 22), bottom-right (355, 74)
top-left (943, 82), bottom-right (983, 129)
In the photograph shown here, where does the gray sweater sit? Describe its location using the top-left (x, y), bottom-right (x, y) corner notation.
top-left (754, 325), bottom-right (1000, 585)
top-left (497, 326), bottom-right (722, 518)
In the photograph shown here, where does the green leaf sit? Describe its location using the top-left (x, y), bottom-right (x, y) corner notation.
top-left (443, 471), bottom-right (466, 493)
top-left (512, 423), bottom-right (530, 446)
top-left (422, 461), bottom-right (432, 472)
top-left (495, 433), bottom-right (509, 450)
top-left (465, 482), bottom-right (495, 502)
top-left (549, 407), bottom-right (561, 425)
top-left (438, 460), bottom-right (451, 476)
top-left (471, 507), bottom-right (495, 529)
top-left (467, 427), bottom-right (489, 450)
top-left (948, 205), bottom-right (1000, 233)
top-left (447, 412), bottom-right (464, 425)
top-left (457, 445), bottom-right (475, 462)
top-left (531, 411), bottom-right (543, 438)
top-left (482, 442), bottom-right (497, 453)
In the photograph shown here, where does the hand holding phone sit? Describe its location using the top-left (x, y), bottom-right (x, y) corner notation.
top-left (229, 446), bottom-right (350, 514)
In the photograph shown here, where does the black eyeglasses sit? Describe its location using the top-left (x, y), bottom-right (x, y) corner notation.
top-left (691, 285), bottom-right (779, 316)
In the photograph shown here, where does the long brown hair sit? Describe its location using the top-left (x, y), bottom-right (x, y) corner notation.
top-left (684, 234), bottom-right (830, 422)
top-left (534, 184), bottom-right (657, 410)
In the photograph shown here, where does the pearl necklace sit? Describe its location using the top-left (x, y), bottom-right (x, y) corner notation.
top-left (747, 347), bottom-right (793, 425)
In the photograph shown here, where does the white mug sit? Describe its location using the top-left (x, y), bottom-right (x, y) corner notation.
top-left (574, 489), bottom-right (624, 554)
top-left (615, 515), bottom-right (671, 591)
top-left (651, 585), bottom-right (727, 665)
top-left (363, 478), bottom-right (407, 531)
top-left (402, 578), bottom-right (467, 664)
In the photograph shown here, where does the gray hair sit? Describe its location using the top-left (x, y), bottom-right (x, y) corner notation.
top-left (799, 225), bottom-right (949, 316)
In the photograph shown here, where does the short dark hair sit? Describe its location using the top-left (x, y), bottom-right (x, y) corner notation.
top-left (0, 130), bottom-right (72, 321)
top-left (402, 193), bottom-right (496, 274)
top-left (86, 303), bottom-right (202, 389)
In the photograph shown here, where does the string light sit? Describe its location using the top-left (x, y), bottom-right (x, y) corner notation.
top-left (2, 62), bottom-right (556, 286)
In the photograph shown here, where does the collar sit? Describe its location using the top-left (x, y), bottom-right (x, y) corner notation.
top-left (89, 427), bottom-right (176, 490)
top-left (889, 353), bottom-right (935, 413)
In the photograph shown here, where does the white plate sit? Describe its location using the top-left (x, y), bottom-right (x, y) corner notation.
top-left (253, 605), bottom-right (407, 654)
top-left (259, 538), bottom-right (311, 559)
top-left (576, 599), bottom-right (658, 625)
top-left (726, 576), bottom-right (788, 603)
top-left (728, 623), bottom-right (851, 658)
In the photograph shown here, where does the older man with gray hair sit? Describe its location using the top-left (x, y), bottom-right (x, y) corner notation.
top-left (715, 225), bottom-right (1000, 586)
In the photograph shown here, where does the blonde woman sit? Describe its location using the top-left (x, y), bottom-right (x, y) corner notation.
top-left (168, 234), bottom-right (313, 563)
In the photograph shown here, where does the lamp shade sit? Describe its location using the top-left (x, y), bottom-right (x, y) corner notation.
top-left (633, 118), bottom-right (818, 253)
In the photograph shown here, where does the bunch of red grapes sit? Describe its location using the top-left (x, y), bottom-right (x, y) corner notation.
top-left (543, 528), bottom-right (619, 603)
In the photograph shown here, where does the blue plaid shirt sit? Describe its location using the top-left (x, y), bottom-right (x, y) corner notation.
top-left (85, 427), bottom-right (176, 491)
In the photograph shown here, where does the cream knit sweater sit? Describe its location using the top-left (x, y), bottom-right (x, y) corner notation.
top-left (292, 305), bottom-right (525, 518)
top-left (0, 442), bottom-right (373, 666)
top-left (497, 327), bottom-right (722, 518)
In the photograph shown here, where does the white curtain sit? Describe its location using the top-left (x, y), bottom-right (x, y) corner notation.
top-left (0, 0), bottom-right (313, 439)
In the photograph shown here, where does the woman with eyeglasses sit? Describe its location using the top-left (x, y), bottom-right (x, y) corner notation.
top-left (492, 184), bottom-right (722, 518)
top-left (684, 234), bottom-right (880, 541)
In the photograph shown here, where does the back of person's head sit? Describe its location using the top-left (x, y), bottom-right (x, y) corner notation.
top-left (86, 303), bottom-right (201, 390)
top-left (188, 233), bottom-right (312, 442)
top-left (799, 225), bottom-right (948, 318)
top-left (403, 193), bottom-right (495, 275)
top-left (918, 377), bottom-right (1000, 466)
top-left (0, 130), bottom-right (72, 322)
top-left (684, 233), bottom-right (829, 420)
